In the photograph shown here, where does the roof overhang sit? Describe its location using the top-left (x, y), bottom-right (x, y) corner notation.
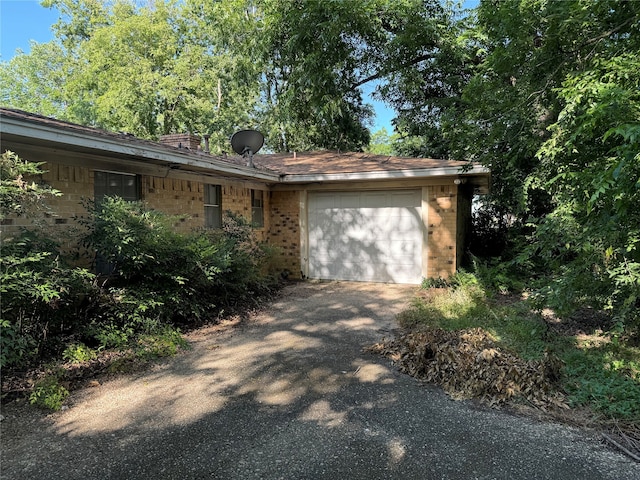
top-left (0, 113), bottom-right (281, 183)
top-left (279, 165), bottom-right (490, 183)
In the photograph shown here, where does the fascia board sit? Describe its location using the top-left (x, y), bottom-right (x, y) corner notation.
top-left (279, 165), bottom-right (491, 183)
top-left (0, 116), bottom-right (280, 182)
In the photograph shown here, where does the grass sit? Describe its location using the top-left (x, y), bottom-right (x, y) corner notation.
top-left (400, 273), bottom-right (640, 421)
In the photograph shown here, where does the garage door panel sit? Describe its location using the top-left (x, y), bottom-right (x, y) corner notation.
top-left (308, 190), bottom-right (423, 284)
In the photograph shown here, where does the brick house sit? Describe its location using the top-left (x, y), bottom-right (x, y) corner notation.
top-left (0, 108), bottom-right (489, 283)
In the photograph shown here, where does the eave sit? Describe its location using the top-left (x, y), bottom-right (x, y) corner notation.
top-left (0, 113), bottom-right (281, 183)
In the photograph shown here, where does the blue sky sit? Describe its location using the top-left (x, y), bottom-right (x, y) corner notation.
top-left (0, 0), bottom-right (474, 133)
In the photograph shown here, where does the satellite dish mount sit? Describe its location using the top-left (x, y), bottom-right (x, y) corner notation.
top-left (231, 130), bottom-right (264, 168)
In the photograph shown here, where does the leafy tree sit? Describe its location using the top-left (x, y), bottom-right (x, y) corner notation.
top-left (0, 42), bottom-right (74, 120)
top-left (257, 0), bottom-right (462, 152)
top-left (365, 127), bottom-right (395, 155)
top-left (38, 0), bottom-right (260, 147)
top-left (1, 0), bottom-right (462, 153)
top-left (460, 1), bottom-right (639, 324)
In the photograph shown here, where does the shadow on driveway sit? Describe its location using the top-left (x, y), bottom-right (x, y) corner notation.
top-left (2, 281), bottom-right (638, 479)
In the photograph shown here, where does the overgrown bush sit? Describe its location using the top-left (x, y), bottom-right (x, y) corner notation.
top-left (1, 152), bottom-right (278, 374)
top-left (1, 151), bottom-right (97, 368)
top-left (82, 197), bottom-right (275, 327)
top-left (0, 231), bottom-right (98, 368)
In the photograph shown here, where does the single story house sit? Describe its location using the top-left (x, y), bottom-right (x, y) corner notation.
top-left (0, 108), bottom-right (490, 284)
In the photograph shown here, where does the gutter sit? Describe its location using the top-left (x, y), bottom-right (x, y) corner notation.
top-left (278, 165), bottom-right (490, 183)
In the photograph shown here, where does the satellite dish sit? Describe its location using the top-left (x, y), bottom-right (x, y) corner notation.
top-left (231, 130), bottom-right (264, 167)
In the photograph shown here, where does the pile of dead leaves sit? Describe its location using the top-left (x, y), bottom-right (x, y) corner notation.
top-left (367, 327), bottom-right (568, 410)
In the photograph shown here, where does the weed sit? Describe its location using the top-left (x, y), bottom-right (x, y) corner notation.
top-left (62, 343), bottom-right (97, 363)
top-left (136, 327), bottom-right (189, 359)
top-left (562, 345), bottom-right (640, 420)
top-left (421, 277), bottom-right (450, 289)
top-left (29, 375), bottom-right (69, 411)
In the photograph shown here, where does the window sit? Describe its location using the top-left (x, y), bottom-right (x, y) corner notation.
top-left (251, 189), bottom-right (264, 228)
top-left (204, 184), bottom-right (222, 229)
top-left (94, 171), bottom-right (140, 203)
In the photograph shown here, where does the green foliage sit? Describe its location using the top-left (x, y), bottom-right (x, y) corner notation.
top-left (365, 128), bottom-right (397, 156)
top-left (0, 155), bottom-right (274, 374)
top-left (421, 277), bottom-right (450, 289)
top-left (472, 257), bottom-right (525, 295)
top-left (563, 346), bottom-right (640, 420)
top-left (1, 152), bottom-right (96, 368)
top-left (62, 343), bottom-right (97, 363)
top-left (401, 277), bottom-right (489, 330)
top-left (0, 230), bottom-right (97, 367)
top-left (0, 319), bottom-right (36, 369)
top-left (136, 327), bottom-right (189, 360)
top-left (4, 0), bottom-right (260, 147)
top-left (530, 52), bottom-right (640, 326)
top-left (0, 150), bottom-right (60, 219)
top-left (0, 42), bottom-right (73, 120)
top-left (82, 197), bottom-right (273, 325)
top-left (29, 375), bottom-right (69, 411)
top-left (1, 1), bottom-right (468, 153)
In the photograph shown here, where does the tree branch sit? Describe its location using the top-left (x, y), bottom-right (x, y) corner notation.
top-left (351, 53), bottom-right (436, 89)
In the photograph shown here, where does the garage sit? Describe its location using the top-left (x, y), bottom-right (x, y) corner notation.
top-left (307, 190), bottom-right (424, 283)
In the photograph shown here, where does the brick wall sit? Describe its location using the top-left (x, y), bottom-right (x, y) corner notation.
top-left (267, 190), bottom-right (301, 278)
top-left (0, 163), bottom-right (94, 266)
top-left (158, 133), bottom-right (202, 151)
top-left (142, 176), bottom-right (204, 232)
top-left (1, 155), bottom-right (468, 283)
top-left (426, 184), bottom-right (458, 279)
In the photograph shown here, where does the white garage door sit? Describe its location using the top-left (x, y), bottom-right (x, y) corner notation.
top-left (308, 190), bottom-right (423, 283)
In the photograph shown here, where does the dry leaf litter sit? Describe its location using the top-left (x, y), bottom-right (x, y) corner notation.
top-left (367, 327), bottom-right (568, 410)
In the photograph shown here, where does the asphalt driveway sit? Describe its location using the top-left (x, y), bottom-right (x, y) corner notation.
top-left (1, 281), bottom-right (638, 479)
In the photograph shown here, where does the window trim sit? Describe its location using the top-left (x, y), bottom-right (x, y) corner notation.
top-left (204, 184), bottom-right (223, 229)
top-left (251, 189), bottom-right (264, 228)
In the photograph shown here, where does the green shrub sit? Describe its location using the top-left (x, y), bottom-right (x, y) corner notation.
top-left (29, 375), bottom-right (69, 411)
top-left (0, 319), bottom-right (36, 368)
top-left (0, 230), bottom-right (97, 368)
top-left (136, 327), bottom-right (189, 359)
top-left (82, 198), bottom-right (275, 325)
top-left (62, 343), bottom-right (97, 363)
top-left (0, 150), bottom-right (61, 219)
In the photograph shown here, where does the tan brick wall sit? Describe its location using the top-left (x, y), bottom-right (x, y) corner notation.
top-left (142, 177), bottom-right (267, 238)
top-left (218, 183), bottom-right (269, 242)
top-left (1, 156), bottom-right (466, 282)
top-left (267, 190), bottom-right (301, 278)
top-left (0, 163), bottom-right (93, 255)
top-left (142, 176), bottom-right (204, 232)
top-left (426, 184), bottom-right (458, 279)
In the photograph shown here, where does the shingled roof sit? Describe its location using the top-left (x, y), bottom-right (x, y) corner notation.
top-left (0, 108), bottom-right (488, 185)
top-left (231, 150), bottom-right (471, 176)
